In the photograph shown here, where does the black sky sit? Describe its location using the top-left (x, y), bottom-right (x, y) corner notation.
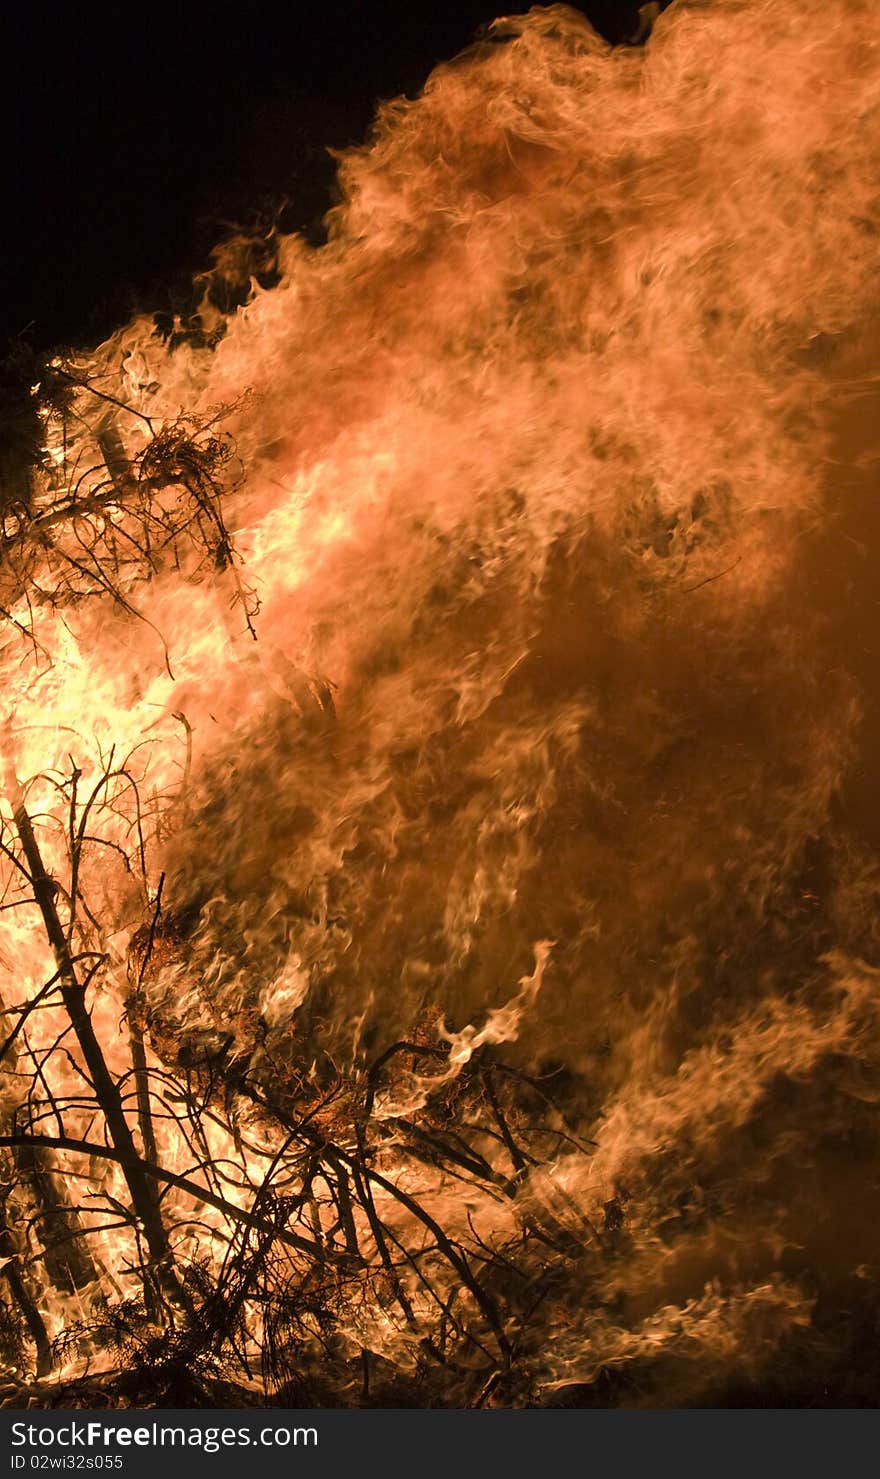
top-left (2, 2), bottom-right (647, 351)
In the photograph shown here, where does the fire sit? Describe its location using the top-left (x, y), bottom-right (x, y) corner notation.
top-left (0, 0), bottom-right (878, 1406)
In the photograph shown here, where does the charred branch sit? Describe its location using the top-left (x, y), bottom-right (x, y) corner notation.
top-left (2, 774), bottom-right (183, 1311)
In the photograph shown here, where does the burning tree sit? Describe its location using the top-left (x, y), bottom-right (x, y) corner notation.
top-left (1, 0), bottom-right (880, 1409)
top-left (0, 357), bottom-right (595, 1405)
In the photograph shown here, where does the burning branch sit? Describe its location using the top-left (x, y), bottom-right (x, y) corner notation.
top-left (0, 744), bottom-right (185, 1316)
top-left (0, 354), bottom-right (258, 657)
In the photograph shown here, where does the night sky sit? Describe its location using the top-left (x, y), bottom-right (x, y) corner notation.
top-left (3, 2), bottom-right (649, 352)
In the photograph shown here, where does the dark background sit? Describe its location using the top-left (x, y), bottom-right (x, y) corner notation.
top-left (1, 2), bottom-right (649, 351)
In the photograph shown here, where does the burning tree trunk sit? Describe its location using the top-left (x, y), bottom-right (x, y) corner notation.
top-left (0, 981), bottom-right (97, 1303)
top-left (0, 1176), bottom-right (52, 1379)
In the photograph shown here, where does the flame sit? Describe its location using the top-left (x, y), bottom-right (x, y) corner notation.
top-left (1, 0), bottom-right (879, 1405)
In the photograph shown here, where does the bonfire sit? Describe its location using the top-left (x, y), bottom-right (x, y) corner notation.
top-left (0, 0), bottom-right (878, 1408)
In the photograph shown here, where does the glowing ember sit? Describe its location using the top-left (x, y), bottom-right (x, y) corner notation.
top-left (0, 0), bottom-right (878, 1407)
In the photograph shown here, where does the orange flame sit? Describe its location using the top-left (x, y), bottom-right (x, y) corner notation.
top-left (1, 0), bottom-right (879, 1404)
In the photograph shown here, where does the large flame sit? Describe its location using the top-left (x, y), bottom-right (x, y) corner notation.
top-left (1, 0), bottom-right (879, 1406)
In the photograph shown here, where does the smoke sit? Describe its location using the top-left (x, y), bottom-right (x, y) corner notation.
top-left (8, 0), bottom-right (880, 1400)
